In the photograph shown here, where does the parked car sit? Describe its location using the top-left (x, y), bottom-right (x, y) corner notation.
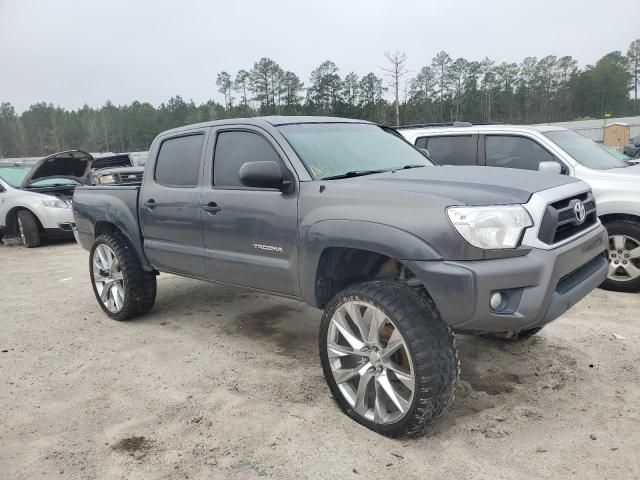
top-left (88, 153), bottom-right (142, 185)
top-left (399, 123), bottom-right (640, 292)
top-left (73, 116), bottom-right (607, 436)
top-left (623, 135), bottom-right (640, 159)
top-left (90, 166), bottom-right (144, 185)
top-left (0, 150), bottom-right (93, 247)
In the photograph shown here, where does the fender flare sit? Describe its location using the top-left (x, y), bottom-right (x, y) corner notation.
top-left (75, 195), bottom-right (152, 270)
top-left (299, 219), bottom-right (442, 306)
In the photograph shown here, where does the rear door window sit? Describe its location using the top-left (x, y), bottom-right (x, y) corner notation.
top-left (415, 135), bottom-right (476, 165)
top-left (484, 135), bottom-right (555, 171)
top-left (154, 134), bottom-right (205, 187)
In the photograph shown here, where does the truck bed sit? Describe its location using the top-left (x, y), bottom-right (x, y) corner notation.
top-left (73, 185), bottom-right (148, 268)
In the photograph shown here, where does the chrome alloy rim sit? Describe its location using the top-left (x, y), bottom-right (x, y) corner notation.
top-left (327, 301), bottom-right (415, 424)
top-left (93, 244), bottom-right (125, 312)
top-left (607, 235), bottom-right (640, 282)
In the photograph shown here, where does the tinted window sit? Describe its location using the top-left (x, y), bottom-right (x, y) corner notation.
top-left (213, 131), bottom-right (282, 187)
top-left (485, 135), bottom-right (555, 171)
top-left (155, 134), bottom-right (204, 187)
top-left (415, 135), bottom-right (476, 166)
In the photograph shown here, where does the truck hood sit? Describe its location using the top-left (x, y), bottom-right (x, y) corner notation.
top-left (346, 165), bottom-right (581, 205)
top-left (579, 163), bottom-right (640, 182)
top-left (20, 150), bottom-right (93, 188)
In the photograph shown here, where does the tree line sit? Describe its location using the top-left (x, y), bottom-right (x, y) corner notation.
top-left (1, 39), bottom-right (638, 158)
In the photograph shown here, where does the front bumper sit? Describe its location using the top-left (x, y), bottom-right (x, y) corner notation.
top-left (404, 224), bottom-right (608, 333)
top-left (44, 223), bottom-right (76, 240)
top-left (33, 203), bottom-right (75, 230)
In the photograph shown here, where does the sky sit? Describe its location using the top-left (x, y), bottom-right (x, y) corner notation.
top-left (1, 0), bottom-right (637, 113)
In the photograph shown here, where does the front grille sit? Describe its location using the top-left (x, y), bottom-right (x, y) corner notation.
top-left (92, 154), bottom-right (132, 169)
top-left (113, 172), bottom-right (143, 184)
top-left (538, 192), bottom-right (598, 244)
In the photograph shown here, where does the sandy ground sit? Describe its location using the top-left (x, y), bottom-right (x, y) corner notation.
top-left (1, 241), bottom-right (639, 480)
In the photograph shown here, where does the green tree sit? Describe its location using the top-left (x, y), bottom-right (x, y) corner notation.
top-left (216, 71), bottom-right (234, 109)
top-left (359, 72), bottom-right (385, 122)
top-left (409, 65), bottom-right (436, 122)
top-left (448, 58), bottom-right (469, 120)
top-left (574, 51), bottom-right (632, 118)
top-left (341, 72), bottom-right (360, 117)
top-left (249, 58), bottom-right (282, 113)
top-left (234, 69), bottom-right (251, 108)
top-left (628, 39), bottom-right (640, 108)
top-left (308, 60), bottom-right (342, 114)
top-left (281, 71), bottom-right (304, 113)
top-left (431, 51), bottom-right (452, 121)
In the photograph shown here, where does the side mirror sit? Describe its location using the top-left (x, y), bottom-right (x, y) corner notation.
top-left (239, 161), bottom-right (287, 190)
top-left (538, 161), bottom-right (562, 175)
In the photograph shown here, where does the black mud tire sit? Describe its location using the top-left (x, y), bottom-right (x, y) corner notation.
top-left (600, 220), bottom-right (640, 293)
top-left (319, 281), bottom-right (459, 438)
top-left (17, 210), bottom-right (41, 248)
top-left (89, 232), bottom-right (157, 321)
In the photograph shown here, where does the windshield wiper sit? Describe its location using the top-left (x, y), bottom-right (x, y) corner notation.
top-left (393, 164), bottom-right (427, 171)
top-left (321, 169), bottom-right (390, 180)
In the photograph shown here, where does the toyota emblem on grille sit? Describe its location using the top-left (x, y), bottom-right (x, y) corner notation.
top-left (573, 201), bottom-right (586, 224)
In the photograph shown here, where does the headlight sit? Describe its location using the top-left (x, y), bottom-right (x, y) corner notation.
top-left (97, 174), bottom-right (115, 184)
top-left (447, 205), bottom-right (533, 249)
top-left (42, 199), bottom-right (71, 209)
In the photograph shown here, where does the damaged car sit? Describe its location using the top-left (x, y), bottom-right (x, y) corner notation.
top-left (0, 150), bottom-right (92, 247)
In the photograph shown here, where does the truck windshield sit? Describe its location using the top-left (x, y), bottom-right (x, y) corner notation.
top-left (544, 130), bottom-right (628, 170)
top-left (277, 123), bottom-right (433, 180)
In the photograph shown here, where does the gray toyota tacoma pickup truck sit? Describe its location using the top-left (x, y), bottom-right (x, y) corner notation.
top-left (73, 116), bottom-right (608, 437)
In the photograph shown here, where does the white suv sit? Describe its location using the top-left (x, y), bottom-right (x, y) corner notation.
top-left (399, 123), bottom-right (640, 292)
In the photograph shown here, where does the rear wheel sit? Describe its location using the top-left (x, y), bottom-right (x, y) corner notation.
top-left (90, 232), bottom-right (156, 320)
top-left (319, 281), bottom-right (458, 437)
top-left (601, 220), bottom-right (640, 293)
top-left (17, 210), bottom-right (41, 248)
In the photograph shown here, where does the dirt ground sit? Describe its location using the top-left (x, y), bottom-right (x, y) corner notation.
top-left (1, 241), bottom-right (639, 480)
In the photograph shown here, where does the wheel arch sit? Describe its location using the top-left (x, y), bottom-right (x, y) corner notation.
top-left (300, 220), bottom-right (441, 308)
top-left (93, 220), bottom-right (152, 271)
top-left (599, 213), bottom-right (640, 225)
top-left (5, 206), bottom-right (45, 236)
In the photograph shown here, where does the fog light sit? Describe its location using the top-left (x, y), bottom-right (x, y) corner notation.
top-left (490, 292), bottom-right (504, 311)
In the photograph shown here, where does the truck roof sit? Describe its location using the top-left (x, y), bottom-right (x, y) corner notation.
top-left (399, 123), bottom-right (568, 135)
top-left (159, 116), bottom-right (372, 136)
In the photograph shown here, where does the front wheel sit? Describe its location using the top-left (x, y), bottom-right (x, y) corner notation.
top-left (601, 220), bottom-right (640, 293)
top-left (89, 232), bottom-right (156, 320)
top-left (319, 281), bottom-right (458, 437)
top-left (17, 210), bottom-right (41, 248)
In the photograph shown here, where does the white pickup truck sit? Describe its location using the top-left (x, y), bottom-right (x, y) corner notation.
top-left (399, 123), bottom-right (640, 292)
